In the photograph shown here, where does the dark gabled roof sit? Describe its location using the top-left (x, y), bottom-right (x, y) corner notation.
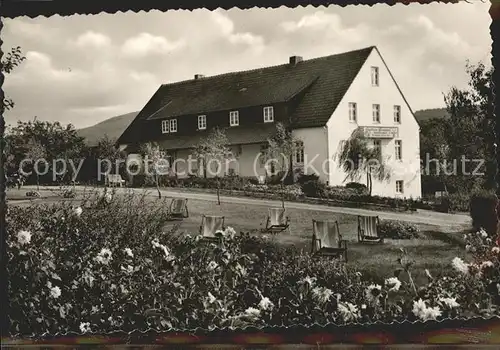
top-left (155, 123), bottom-right (277, 150)
top-left (146, 75), bottom-right (319, 120)
top-left (118, 46), bottom-right (374, 144)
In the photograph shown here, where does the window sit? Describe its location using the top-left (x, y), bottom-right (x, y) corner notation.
top-left (372, 104), bottom-right (380, 123)
top-left (295, 141), bottom-right (305, 164)
top-left (229, 111), bottom-right (239, 126)
top-left (198, 115), bottom-right (206, 130)
top-left (394, 105), bottom-right (401, 124)
top-left (348, 102), bottom-right (357, 122)
top-left (263, 106), bottom-right (274, 123)
top-left (169, 119), bottom-right (177, 133)
top-left (161, 120), bottom-right (169, 134)
top-left (371, 66), bottom-right (379, 86)
top-left (396, 180), bottom-right (404, 194)
top-left (395, 140), bottom-right (402, 160)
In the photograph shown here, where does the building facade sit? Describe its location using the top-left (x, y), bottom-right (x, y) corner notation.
top-left (118, 46), bottom-right (422, 199)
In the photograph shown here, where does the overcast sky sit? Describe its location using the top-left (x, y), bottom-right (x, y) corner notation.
top-left (2, 2), bottom-right (491, 129)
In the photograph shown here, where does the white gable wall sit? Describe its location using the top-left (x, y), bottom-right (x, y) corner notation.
top-left (326, 48), bottom-right (422, 199)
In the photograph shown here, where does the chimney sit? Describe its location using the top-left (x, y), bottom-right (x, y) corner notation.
top-left (289, 56), bottom-right (303, 66)
top-left (194, 74), bottom-right (205, 79)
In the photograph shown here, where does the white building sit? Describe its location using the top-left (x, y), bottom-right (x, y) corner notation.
top-left (118, 46), bottom-right (422, 199)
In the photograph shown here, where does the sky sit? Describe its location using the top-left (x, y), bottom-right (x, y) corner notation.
top-left (2, 2), bottom-right (492, 129)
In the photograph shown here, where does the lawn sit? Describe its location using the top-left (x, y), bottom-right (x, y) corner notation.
top-left (7, 186), bottom-right (471, 286)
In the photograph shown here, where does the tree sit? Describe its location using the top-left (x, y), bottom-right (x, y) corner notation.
top-left (419, 117), bottom-right (452, 194)
top-left (2, 46), bottom-right (27, 112)
top-left (337, 130), bottom-right (391, 196)
top-left (262, 122), bottom-right (301, 207)
top-left (6, 120), bottom-right (87, 185)
top-left (25, 138), bottom-right (47, 191)
top-left (192, 127), bottom-right (232, 205)
top-left (443, 61), bottom-right (495, 193)
top-left (95, 135), bottom-right (126, 177)
top-left (140, 142), bottom-right (166, 199)
top-left (1, 46), bottom-right (26, 336)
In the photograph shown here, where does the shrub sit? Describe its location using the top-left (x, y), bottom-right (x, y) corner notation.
top-left (25, 191), bottom-right (41, 198)
top-left (470, 191), bottom-right (498, 236)
top-left (265, 171), bottom-right (288, 185)
top-left (297, 173), bottom-right (320, 185)
top-left (301, 179), bottom-right (327, 198)
top-left (345, 182), bottom-right (368, 193)
top-left (447, 192), bottom-right (471, 212)
top-left (378, 220), bottom-right (420, 239)
top-left (62, 189), bottom-right (77, 198)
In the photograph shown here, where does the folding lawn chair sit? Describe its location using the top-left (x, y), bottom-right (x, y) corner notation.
top-left (311, 219), bottom-right (348, 262)
top-left (357, 215), bottom-right (383, 243)
top-left (168, 198), bottom-right (189, 219)
top-left (261, 207), bottom-right (290, 234)
top-left (199, 215), bottom-right (225, 242)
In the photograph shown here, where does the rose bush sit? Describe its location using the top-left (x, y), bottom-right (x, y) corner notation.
top-left (7, 191), bottom-right (500, 337)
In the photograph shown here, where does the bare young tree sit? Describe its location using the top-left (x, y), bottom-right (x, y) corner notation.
top-left (140, 142), bottom-right (167, 199)
top-left (192, 127), bottom-right (232, 205)
top-left (262, 122), bottom-right (300, 207)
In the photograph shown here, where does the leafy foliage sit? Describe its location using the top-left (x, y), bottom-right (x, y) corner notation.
top-left (1, 46), bottom-right (26, 111)
top-left (95, 135), bottom-right (126, 175)
top-left (469, 191), bottom-right (498, 236)
top-left (378, 220), bottom-right (420, 239)
top-left (420, 61), bottom-right (495, 195)
top-left (337, 130), bottom-right (391, 196)
top-left (5, 121), bottom-right (87, 184)
top-left (24, 139), bottom-right (47, 190)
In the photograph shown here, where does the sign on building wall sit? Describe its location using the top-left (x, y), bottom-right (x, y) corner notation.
top-left (360, 126), bottom-right (399, 139)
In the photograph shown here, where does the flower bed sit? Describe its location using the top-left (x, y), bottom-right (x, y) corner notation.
top-left (7, 192), bottom-right (500, 337)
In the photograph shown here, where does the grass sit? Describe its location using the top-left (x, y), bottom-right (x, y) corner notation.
top-left (7, 187), bottom-right (471, 287)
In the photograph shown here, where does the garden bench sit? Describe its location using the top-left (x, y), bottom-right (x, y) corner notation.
top-left (105, 174), bottom-right (126, 187)
top-left (261, 207), bottom-right (290, 234)
top-left (357, 215), bottom-right (384, 243)
top-left (311, 219), bottom-right (348, 262)
top-left (199, 215), bottom-right (225, 242)
top-left (168, 198), bottom-right (189, 219)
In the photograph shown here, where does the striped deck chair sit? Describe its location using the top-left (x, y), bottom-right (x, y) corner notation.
top-left (261, 207), bottom-right (290, 234)
top-left (357, 215), bottom-right (383, 243)
top-left (311, 220), bottom-right (347, 262)
top-left (199, 215), bottom-right (225, 242)
top-left (168, 198), bottom-right (189, 219)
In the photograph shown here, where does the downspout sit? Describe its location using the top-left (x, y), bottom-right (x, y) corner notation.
top-left (325, 124), bottom-right (330, 186)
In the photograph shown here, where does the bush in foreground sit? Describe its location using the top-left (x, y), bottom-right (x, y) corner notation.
top-left (378, 220), bottom-right (420, 239)
top-left (469, 191), bottom-right (498, 236)
top-left (7, 192), bottom-right (500, 336)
